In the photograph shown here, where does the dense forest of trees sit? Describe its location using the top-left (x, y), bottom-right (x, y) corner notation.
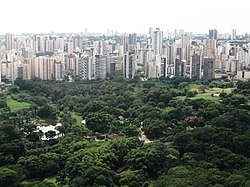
top-left (0, 76), bottom-right (250, 187)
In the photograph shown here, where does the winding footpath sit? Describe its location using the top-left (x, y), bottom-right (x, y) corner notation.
top-left (139, 122), bottom-right (151, 144)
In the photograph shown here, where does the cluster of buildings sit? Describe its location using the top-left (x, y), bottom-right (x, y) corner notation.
top-left (1, 28), bottom-right (250, 83)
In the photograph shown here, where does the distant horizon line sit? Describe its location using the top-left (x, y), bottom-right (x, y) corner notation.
top-left (0, 28), bottom-right (249, 36)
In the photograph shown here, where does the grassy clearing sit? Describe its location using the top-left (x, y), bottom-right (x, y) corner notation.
top-left (175, 87), bottom-right (233, 101)
top-left (191, 87), bottom-right (233, 101)
top-left (6, 95), bottom-right (31, 112)
top-left (191, 93), bottom-right (220, 101)
top-left (209, 87), bottom-right (233, 94)
top-left (72, 113), bottom-right (83, 125)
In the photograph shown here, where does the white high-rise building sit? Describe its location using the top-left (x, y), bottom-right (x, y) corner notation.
top-left (124, 52), bottom-right (136, 79)
top-left (5, 33), bottom-right (15, 51)
top-left (231, 29), bottom-right (237, 40)
top-left (78, 56), bottom-right (92, 80)
top-left (55, 37), bottom-right (64, 53)
top-left (152, 28), bottom-right (163, 55)
top-left (34, 56), bottom-right (54, 80)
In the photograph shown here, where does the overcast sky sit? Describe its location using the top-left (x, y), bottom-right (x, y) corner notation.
top-left (0, 0), bottom-right (249, 35)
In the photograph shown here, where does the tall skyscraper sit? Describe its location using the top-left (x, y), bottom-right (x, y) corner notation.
top-left (22, 64), bottom-right (31, 80)
top-left (55, 61), bottom-right (65, 81)
top-left (34, 56), bottom-right (55, 80)
top-left (231, 29), bottom-right (237, 40)
top-left (122, 36), bottom-right (129, 52)
top-left (35, 36), bottom-right (45, 53)
top-left (152, 28), bottom-right (163, 55)
top-left (160, 57), bottom-right (167, 77)
top-left (203, 57), bottom-right (215, 79)
top-left (175, 48), bottom-right (182, 77)
top-left (181, 34), bottom-right (191, 65)
top-left (124, 52), bottom-right (136, 79)
top-left (17, 66), bottom-right (23, 79)
top-left (5, 33), bottom-right (15, 51)
top-left (209, 29), bottom-right (218, 40)
top-left (129, 33), bottom-right (137, 45)
top-left (55, 37), bottom-right (65, 52)
top-left (78, 56), bottom-right (92, 80)
top-left (95, 55), bottom-right (107, 80)
top-left (73, 35), bottom-right (84, 51)
top-left (110, 55), bottom-right (123, 74)
top-left (191, 54), bottom-right (201, 79)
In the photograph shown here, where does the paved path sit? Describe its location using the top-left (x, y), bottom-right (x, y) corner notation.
top-left (139, 122), bottom-right (151, 144)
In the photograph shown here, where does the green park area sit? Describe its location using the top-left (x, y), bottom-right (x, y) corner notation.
top-left (1, 78), bottom-right (250, 187)
top-left (190, 84), bottom-right (233, 101)
top-left (176, 84), bottom-right (234, 101)
top-left (6, 95), bottom-right (31, 112)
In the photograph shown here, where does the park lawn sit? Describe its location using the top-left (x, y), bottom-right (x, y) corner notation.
top-left (190, 93), bottom-right (220, 101)
top-left (189, 84), bottom-right (233, 93)
top-left (6, 95), bottom-right (31, 112)
top-left (72, 113), bottom-right (83, 125)
top-left (209, 87), bottom-right (233, 94)
top-left (175, 87), bottom-right (233, 101)
top-left (190, 87), bottom-right (233, 101)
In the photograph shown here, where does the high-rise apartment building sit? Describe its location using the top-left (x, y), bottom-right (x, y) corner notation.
top-left (175, 48), bottom-right (182, 77)
top-left (124, 52), bottom-right (136, 79)
top-left (1, 61), bottom-right (16, 83)
top-left (209, 29), bottom-right (218, 40)
top-left (110, 54), bottom-right (123, 74)
top-left (203, 57), bottom-right (215, 79)
top-left (152, 28), bottom-right (163, 55)
top-left (55, 37), bottom-right (64, 52)
top-left (5, 33), bottom-right (15, 51)
top-left (181, 34), bottom-right (191, 65)
top-left (160, 57), bottom-right (167, 77)
top-left (55, 61), bottom-right (65, 81)
top-left (73, 35), bottom-right (84, 51)
top-left (78, 56), bottom-right (92, 80)
top-left (34, 56), bottom-right (55, 80)
top-left (191, 54), bottom-right (202, 79)
top-left (231, 29), bottom-right (237, 40)
top-left (129, 33), bottom-right (137, 45)
top-left (95, 55), bottom-right (107, 80)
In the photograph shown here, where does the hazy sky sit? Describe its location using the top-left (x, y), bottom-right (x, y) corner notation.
top-left (1, 0), bottom-right (249, 34)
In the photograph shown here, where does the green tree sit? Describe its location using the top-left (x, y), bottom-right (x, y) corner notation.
top-left (119, 169), bottom-right (146, 187)
top-left (0, 167), bottom-right (19, 187)
top-left (126, 142), bottom-right (172, 177)
top-left (85, 112), bottom-right (114, 133)
top-left (226, 174), bottom-right (246, 187)
top-left (37, 104), bottom-right (57, 119)
top-left (71, 166), bottom-right (117, 187)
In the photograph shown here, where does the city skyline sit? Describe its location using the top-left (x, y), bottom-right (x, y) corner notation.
top-left (1, 0), bottom-right (250, 35)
